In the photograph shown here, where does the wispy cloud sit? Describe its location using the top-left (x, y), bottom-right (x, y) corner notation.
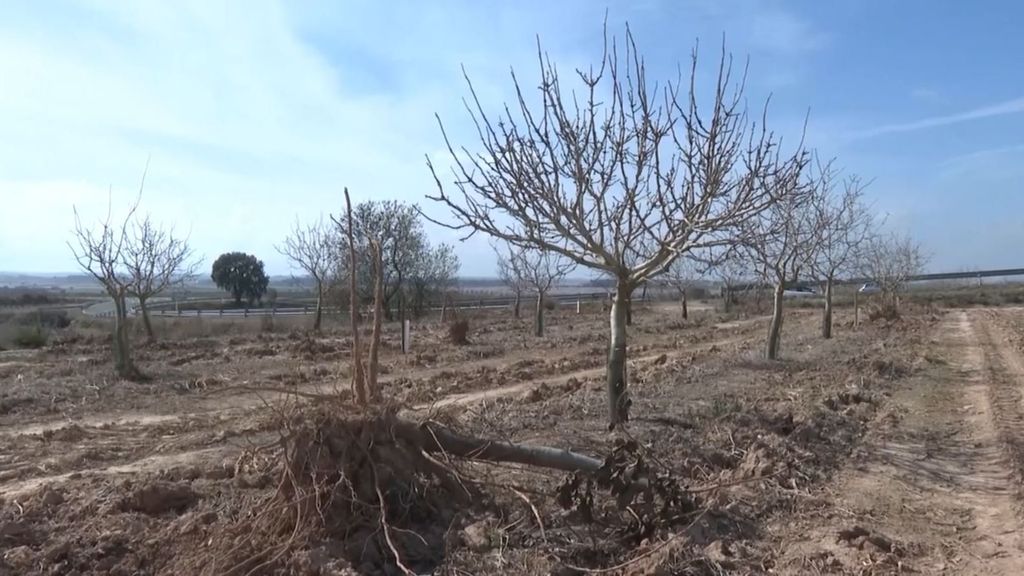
top-left (937, 143), bottom-right (1024, 179)
top-left (853, 96), bottom-right (1024, 139)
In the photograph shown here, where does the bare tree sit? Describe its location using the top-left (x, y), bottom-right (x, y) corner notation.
top-left (68, 185), bottom-right (143, 380)
top-left (123, 215), bottom-right (198, 342)
top-left (862, 232), bottom-right (927, 316)
top-left (707, 248), bottom-right (751, 314)
top-left (492, 241), bottom-right (530, 319)
top-left (741, 158), bottom-right (817, 360)
top-left (277, 216), bottom-right (336, 332)
top-left (664, 255), bottom-right (700, 319)
top-left (516, 246), bottom-right (575, 337)
top-left (425, 26), bottom-right (797, 427)
top-left (811, 165), bottom-right (875, 338)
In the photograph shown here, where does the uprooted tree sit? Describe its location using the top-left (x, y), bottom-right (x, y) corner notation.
top-left (426, 27), bottom-right (801, 426)
top-left (277, 216), bottom-right (337, 332)
top-left (122, 214), bottom-right (198, 342)
top-left (237, 195), bottom-right (664, 574)
top-left (811, 163), bottom-right (875, 338)
top-left (862, 232), bottom-right (927, 317)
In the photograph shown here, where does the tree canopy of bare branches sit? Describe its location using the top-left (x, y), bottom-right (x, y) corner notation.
top-left (740, 156), bottom-right (817, 360)
top-left (664, 255), bottom-right (701, 319)
top-left (811, 163), bottom-right (875, 338)
top-left (496, 242), bottom-right (574, 337)
top-left (68, 184), bottom-right (144, 379)
top-left (707, 250), bottom-right (751, 314)
top-left (862, 232), bottom-right (928, 315)
top-left (277, 216), bottom-right (337, 331)
top-left (493, 240), bottom-right (530, 319)
top-left (426, 25), bottom-right (800, 427)
top-left (123, 215), bottom-right (198, 341)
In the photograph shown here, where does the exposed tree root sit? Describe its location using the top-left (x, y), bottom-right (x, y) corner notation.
top-left (210, 404), bottom-right (612, 574)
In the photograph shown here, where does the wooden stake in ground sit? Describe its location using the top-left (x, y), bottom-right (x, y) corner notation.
top-left (344, 188), bottom-right (368, 405)
top-left (367, 239), bottom-right (384, 400)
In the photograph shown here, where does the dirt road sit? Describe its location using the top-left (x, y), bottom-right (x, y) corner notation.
top-left (772, 309), bottom-right (1024, 574)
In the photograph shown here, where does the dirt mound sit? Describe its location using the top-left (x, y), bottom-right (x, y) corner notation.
top-left (123, 481), bottom-right (197, 515)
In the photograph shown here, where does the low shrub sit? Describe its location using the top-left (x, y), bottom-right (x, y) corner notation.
top-left (448, 319), bottom-right (470, 345)
top-left (13, 325), bottom-right (48, 348)
top-left (260, 313), bottom-right (276, 334)
top-left (8, 310), bottom-right (71, 329)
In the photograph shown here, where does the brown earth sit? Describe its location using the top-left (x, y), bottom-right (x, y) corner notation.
top-left (2, 302), bottom-right (1023, 574)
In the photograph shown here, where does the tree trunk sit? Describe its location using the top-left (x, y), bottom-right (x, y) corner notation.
top-left (680, 290), bottom-right (688, 320)
top-left (625, 297), bottom-right (633, 326)
top-left (854, 289), bottom-right (860, 328)
top-left (822, 277), bottom-right (833, 339)
top-left (722, 286), bottom-right (732, 313)
top-left (607, 283), bottom-right (631, 428)
top-left (393, 419), bottom-right (602, 473)
top-left (112, 293), bottom-right (137, 379)
top-left (534, 292), bottom-right (544, 337)
top-left (313, 288), bottom-right (323, 332)
top-left (138, 296), bottom-right (155, 342)
top-left (513, 291), bottom-right (521, 319)
top-left (766, 283), bottom-right (785, 360)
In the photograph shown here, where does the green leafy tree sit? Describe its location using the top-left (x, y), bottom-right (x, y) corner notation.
top-left (211, 252), bottom-right (269, 306)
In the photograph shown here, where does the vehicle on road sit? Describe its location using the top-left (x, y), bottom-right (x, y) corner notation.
top-left (858, 282), bottom-right (881, 294)
top-left (783, 285), bottom-right (818, 298)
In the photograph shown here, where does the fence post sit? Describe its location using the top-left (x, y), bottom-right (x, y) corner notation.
top-left (244, 307), bottom-right (249, 318)
top-left (402, 320), bottom-right (411, 354)
top-left (854, 291), bottom-right (860, 328)
top-left (576, 299), bottom-right (581, 314)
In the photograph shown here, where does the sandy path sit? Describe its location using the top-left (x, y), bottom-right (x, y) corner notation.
top-left (772, 310), bottom-right (1024, 574)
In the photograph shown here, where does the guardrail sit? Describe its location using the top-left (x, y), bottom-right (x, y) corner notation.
top-left (84, 264), bottom-right (1024, 320)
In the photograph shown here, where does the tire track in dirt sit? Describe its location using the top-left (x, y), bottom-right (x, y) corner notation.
top-left (951, 310), bottom-right (1024, 572)
top-left (976, 308), bottom-right (1024, 484)
top-left (0, 329), bottom-right (759, 499)
top-left (772, 310), bottom-right (1024, 574)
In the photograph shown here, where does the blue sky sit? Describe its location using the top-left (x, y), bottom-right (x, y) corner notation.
top-left (1, 0), bottom-right (1022, 276)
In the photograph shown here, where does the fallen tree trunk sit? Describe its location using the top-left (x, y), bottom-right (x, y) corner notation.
top-left (394, 419), bottom-right (603, 473)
